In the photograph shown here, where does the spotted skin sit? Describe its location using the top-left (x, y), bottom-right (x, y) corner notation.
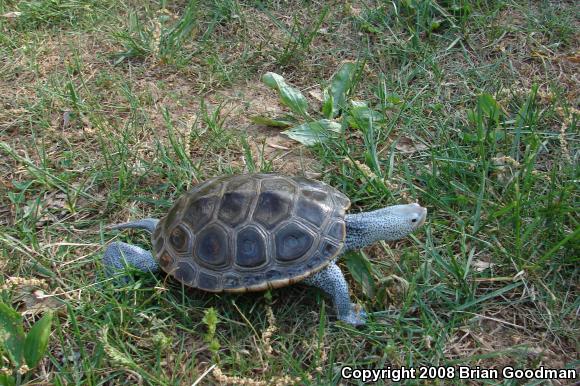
top-left (102, 241), bottom-right (159, 281)
top-left (344, 204), bottom-right (427, 251)
top-left (103, 203), bottom-right (427, 326)
top-left (109, 218), bottom-right (159, 233)
top-left (302, 262), bottom-right (367, 325)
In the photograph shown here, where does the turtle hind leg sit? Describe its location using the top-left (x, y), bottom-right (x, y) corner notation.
top-left (102, 242), bottom-right (159, 282)
top-left (303, 262), bottom-right (367, 326)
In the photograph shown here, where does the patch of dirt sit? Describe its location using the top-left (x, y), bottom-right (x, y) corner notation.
top-left (212, 82), bottom-right (285, 132)
top-left (492, 6), bottom-right (578, 99)
top-left (210, 81), bottom-right (322, 176)
top-left (445, 303), bottom-right (577, 379)
top-left (115, 73), bottom-right (323, 176)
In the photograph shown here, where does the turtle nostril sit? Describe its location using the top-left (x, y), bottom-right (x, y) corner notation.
top-left (411, 218), bottom-right (417, 223)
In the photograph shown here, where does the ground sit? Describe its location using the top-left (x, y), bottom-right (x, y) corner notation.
top-left (0, 0), bottom-right (578, 385)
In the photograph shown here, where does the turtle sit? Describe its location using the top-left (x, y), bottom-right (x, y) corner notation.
top-left (103, 173), bottom-right (427, 326)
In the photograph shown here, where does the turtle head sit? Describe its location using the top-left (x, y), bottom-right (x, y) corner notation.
top-left (370, 203), bottom-right (427, 241)
top-left (344, 203), bottom-right (427, 250)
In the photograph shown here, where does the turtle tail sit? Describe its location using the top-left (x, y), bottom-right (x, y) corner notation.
top-left (108, 218), bottom-right (159, 234)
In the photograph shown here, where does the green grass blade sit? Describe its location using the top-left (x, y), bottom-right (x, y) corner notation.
top-left (455, 282), bottom-right (523, 311)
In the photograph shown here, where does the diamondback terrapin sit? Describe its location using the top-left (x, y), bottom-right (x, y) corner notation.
top-left (103, 173), bottom-right (427, 325)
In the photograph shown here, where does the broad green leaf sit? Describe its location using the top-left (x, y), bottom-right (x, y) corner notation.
top-left (324, 62), bottom-right (356, 118)
top-left (23, 311), bottom-right (53, 368)
top-left (282, 119), bottom-right (342, 146)
top-left (0, 302), bottom-right (25, 367)
top-left (262, 72), bottom-right (309, 117)
top-left (384, 93), bottom-right (402, 107)
top-left (350, 100), bottom-right (367, 108)
top-left (476, 93), bottom-right (501, 122)
top-left (249, 115), bottom-right (294, 128)
top-left (344, 251), bottom-right (375, 297)
top-left (0, 373), bottom-right (16, 386)
top-left (347, 102), bottom-right (385, 131)
top-left (321, 89), bottom-right (333, 118)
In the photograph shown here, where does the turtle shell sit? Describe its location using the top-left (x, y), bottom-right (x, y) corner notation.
top-left (152, 173), bottom-right (350, 293)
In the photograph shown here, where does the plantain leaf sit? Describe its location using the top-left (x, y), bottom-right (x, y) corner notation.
top-left (347, 101), bottom-right (386, 131)
top-left (23, 311), bottom-right (53, 368)
top-left (262, 72), bottom-right (309, 117)
top-left (282, 119), bottom-right (342, 146)
top-left (0, 302), bottom-right (25, 367)
top-left (344, 251), bottom-right (375, 297)
top-left (321, 89), bottom-right (333, 118)
top-left (324, 62), bottom-right (356, 118)
top-left (249, 115), bottom-right (295, 128)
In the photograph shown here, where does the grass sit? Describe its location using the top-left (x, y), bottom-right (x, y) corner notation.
top-left (0, 0), bottom-right (578, 384)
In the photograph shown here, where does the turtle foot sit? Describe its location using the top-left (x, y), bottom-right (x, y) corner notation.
top-left (103, 241), bottom-right (159, 283)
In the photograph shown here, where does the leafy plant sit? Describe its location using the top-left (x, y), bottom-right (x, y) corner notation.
top-left (202, 307), bottom-right (220, 361)
top-left (343, 251), bottom-right (376, 298)
top-left (254, 62), bottom-right (386, 146)
top-left (112, 0), bottom-right (198, 65)
top-left (0, 302), bottom-right (53, 384)
top-left (399, 0), bottom-right (471, 34)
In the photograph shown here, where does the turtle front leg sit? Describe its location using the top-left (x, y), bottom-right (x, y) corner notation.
top-left (102, 241), bottom-right (159, 281)
top-left (303, 262), bottom-right (367, 326)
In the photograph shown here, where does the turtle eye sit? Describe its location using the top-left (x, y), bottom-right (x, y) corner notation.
top-left (411, 218), bottom-right (417, 223)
